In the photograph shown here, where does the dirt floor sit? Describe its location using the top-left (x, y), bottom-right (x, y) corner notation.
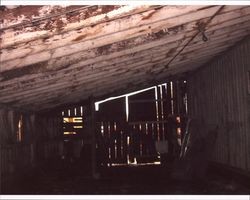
top-left (2, 160), bottom-right (250, 195)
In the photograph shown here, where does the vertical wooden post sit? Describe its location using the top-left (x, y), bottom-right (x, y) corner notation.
top-left (0, 142), bottom-right (2, 194)
top-left (90, 97), bottom-right (99, 179)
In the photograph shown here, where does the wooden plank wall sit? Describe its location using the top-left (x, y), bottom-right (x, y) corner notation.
top-left (0, 108), bottom-right (63, 185)
top-left (97, 121), bottom-right (127, 164)
top-left (96, 81), bottom-right (188, 165)
top-left (61, 105), bottom-right (85, 159)
top-left (62, 105), bottom-right (84, 135)
top-left (0, 108), bottom-right (36, 181)
top-left (187, 36), bottom-right (250, 172)
top-left (35, 113), bottom-right (63, 161)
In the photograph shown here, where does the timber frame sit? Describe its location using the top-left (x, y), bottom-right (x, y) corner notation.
top-left (0, 5), bottom-right (250, 111)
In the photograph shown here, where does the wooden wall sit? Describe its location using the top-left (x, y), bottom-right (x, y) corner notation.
top-left (0, 108), bottom-right (62, 189)
top-left (35, 113), bottom-right (63, 161)
top-left (187, 36), bottom-right (250, 172)
top-left (96, 82), bottom-right (188, 165)
top-left (0, 109), bottom-right (36, 179)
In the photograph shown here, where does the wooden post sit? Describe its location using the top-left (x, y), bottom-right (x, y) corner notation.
top-left (90, 97), bottom-right (99, 179)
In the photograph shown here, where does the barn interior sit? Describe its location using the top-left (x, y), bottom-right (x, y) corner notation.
top-left (0, 5), bottom-right (250, 195)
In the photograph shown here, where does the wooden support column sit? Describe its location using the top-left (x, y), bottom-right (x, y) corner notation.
top-left (90, 97), bottom-right (99, 179)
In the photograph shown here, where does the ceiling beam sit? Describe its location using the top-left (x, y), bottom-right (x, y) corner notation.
top-left (1, 8), bottom-right (249, 88)
top-left (0, 24), bottom-right (248, 103)
top-left (2, 5), bottom-right (242, 72)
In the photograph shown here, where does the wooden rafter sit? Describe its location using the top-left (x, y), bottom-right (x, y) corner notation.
top-left (0, 5), bottom-right (249, 111)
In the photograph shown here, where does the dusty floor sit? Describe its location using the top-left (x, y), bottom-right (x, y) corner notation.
top-left (2, 161), bottom-right (250, 195)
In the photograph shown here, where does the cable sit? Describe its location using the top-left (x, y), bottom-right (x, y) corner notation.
top-left (1, 5), bottom-right (164, 49)
top-left (0, 5), bottom-right (97, 31)
top-left (160, 5), bottom-right (225, 72)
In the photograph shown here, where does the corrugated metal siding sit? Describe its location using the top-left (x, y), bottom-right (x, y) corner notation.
top-left (187, 36), bottom-right (250, 172)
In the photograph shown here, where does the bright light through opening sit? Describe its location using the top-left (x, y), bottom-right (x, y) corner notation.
top-left (95, 86), bottom-right (156, 111)
top-left (125, 96), bottom-right (129, 122)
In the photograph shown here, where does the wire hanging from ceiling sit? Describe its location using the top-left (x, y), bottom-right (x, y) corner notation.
top-left (0, 6), bottom-right (99, 31)
top-left (159, 5), bottom-right (225, 73)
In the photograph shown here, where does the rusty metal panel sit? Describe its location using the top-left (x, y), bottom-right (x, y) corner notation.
top-left (187, 37), bottom-right (250, 172)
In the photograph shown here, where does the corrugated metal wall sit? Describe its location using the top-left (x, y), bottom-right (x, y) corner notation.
top-left (187, 36), bottom-right (250, 172)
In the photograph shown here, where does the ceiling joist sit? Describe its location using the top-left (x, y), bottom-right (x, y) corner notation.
top-left (0, 5), bottom-right (249, 111)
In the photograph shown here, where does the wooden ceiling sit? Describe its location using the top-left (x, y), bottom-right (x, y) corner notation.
top-left (0, 5), bottom-right (249, 112)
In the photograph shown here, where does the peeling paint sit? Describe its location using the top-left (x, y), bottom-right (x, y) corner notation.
top-left (0, 5), bottom-right (121, 34)
top-left (141, 10), bottom-right (157, 20)
top-left (96, 44), bottom-right (112, 55)
top-left (0, 5), bottom-right (249, 111)
top-left (168, 24), bottom-right (185, 34)
top-left (1, 61), bottom-right (49, 81)
top-left (72, 34), bottom-right (88, 42)
top-left (0, 6), bottom-right (42, 19)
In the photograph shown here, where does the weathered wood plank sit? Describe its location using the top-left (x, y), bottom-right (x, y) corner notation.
top-left (2, 6), bottom-right (245, 72)
top-left (0, 6), bottom-right (249, 112)
top-left (187, 36), bottom-right (250, 172)
top-left (1, 28), bottom-right (247, 104)
top-left (1, 16), bottom-right (249, 90)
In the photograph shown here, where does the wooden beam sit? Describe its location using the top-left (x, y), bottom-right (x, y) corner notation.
top-left (0, 102), bottom-right (36, 114)
top-left (8, 52), bottom-right (223, 110)
top-left (0, 27), bottom-right (247, 104)
top-left (2, 6), bottom-right (242, 71)
top-left (1, 11), bottom-right (249, 89)
top-left (1, 5), bottom-right (143, 48)
top-left (1, 6), bottom-right (249, 112)
top-left (129, 99), bottom-right (167, 103)
top-left (1, 14), bottom-right (249, 92)
top-left (0, 38), bottom-right (245, 111)
top-left (129, 120), bottom-right (168, 125)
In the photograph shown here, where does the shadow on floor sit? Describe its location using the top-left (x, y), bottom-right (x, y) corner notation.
top-left (2, 160), bottom-right (250, 195)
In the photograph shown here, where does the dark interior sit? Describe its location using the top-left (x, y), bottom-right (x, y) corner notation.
top-left (0, 5), bottom-right (250, 195)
